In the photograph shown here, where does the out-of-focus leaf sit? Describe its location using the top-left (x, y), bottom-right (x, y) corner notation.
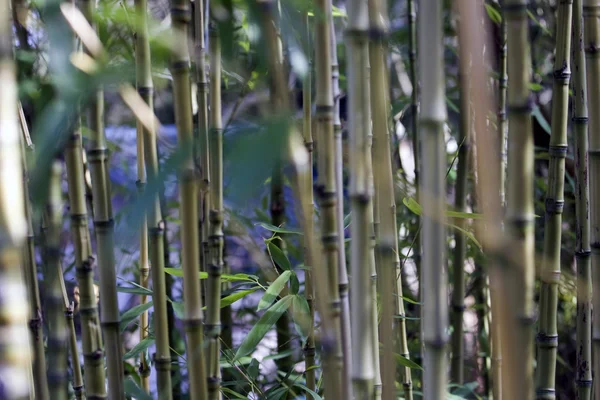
top-left (234, 295), bottom-right (293, 361)
top-left (124, 376), bottom-right (153, 400)
top-left (267, 241), bottom-right (292, 271)
top-left (291, 294), bottom-right (310, 340)
top-left (394, 353), bottom-right (423, 370)
top-left (258, 271), bottom-right (292, 311)
top-left (257, 222), bottom-right (303, 235)
top-left (123, 336), bottom-right (155, 360)
top-left (120, 301), bottom-right (153, 332)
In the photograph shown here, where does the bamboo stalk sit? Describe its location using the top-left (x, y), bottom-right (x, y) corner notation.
top-left (572, 0), bottom-right (592, 397)
top-left (314, 0), bottom-right (348, 397)
top-left (368, 1), bottom-right (413, 399)
top-left (0, 0), bottom-right (36, 395)
top-left (134, 0), bottom-right (151, 387)
top-left (451, 15), bottom-right (471, 386)
top-left (330, 17), bottom-right (353, 400)
top-left (582, 3), bottom-right (600, 400)
top-left (18, 112), bottom-right (50, 400)
top-left (43, 160), bottom-right (69, 400)
top-left (502, 0), bottom-right (536, 397)
top-left (302, 12), bottom-right (317, 399)
top-left (134, 0), bottom-right (174, 395)
top-left (78, 1), bottom-right (125, 396)
top-left (194, 0), bottom-right (210, 282)
top-left (206, 23), bottom-right (224, 400)
top-left (418, 0), bottom-right (448, 396)
top-left (171, 0), bottom-right (209, 396)
top-left (536, 1), bottom-right (572, 397)
top-left (345, 0), bottom-right (375, 397)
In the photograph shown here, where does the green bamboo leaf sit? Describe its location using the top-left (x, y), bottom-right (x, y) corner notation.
top-left (291, 294), bottom-right (311, 340)
top-left (484, 3), bottom-right (502, 24)
top-left (220, 388), bottom-right (249, 399)
top-left (267, 241), bottom-right (292, 271)
top-left (399, 295), bottom-right (421, 305)
top-left (532, 104), bottom-right (551, 135)
top-left (450, 223), bottom-right (482, 250)
top-left (120, 301), bottom-right (153, 332)
top-left (116, 285), bottom-right (153, 295)
top-left (258, 271), bottom-right (292, 311)
top-left (257, 222), bottom-right (303, 235)
top-left (403, 197), bottom-right (484, 220)
top-left (220, 356), bottom-right (253, 368)
top-left (169, 299), bottom-right (185, 319)
top-left (234, 295), bottom-right (294, 361)
top-left (164, 267), bottom-right (258, 282)
top-left (293, 383), bottom-right (324, 400)
top-left (124, 376), bottom-right (153, 400)
top-left (221, 289), bottom-right (258, 308)
top-left (394, 353), bottom-right (423, 370)
top-left (123, 336), bottom-right (155, 360)
top-left (343, 212), bottom-right (351, 229)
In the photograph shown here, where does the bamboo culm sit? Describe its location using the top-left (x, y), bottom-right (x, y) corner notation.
top-left (330, 17), bottom-right (353, 400)
top-left (582, 2), bottom-right (600, 400)
top-left (536, 1), bottom-right (572, 397)
top-left (207, 24), bottom-right (224, 400)
top-left (503, 0), bottom-right (536, 397)
top-left (315, 0), bottom-right (347, 397)
top-left (418, 0), bottom-right (449, 397)
top-left (19, 114), bottom-right (50, 400)
top-left (302, 12), bottom-right (316, 399)
top-left (345, 0), bottom-right (375, 397)
top-left (79, 0), bottom-right (125, 396)
top-left (171, 0), bottom-right (209, 397)
top-left (134, 0), bottom-right (151, 389)
top-left (0, 0), bottom-right (33, 396)
top-left (134, 0), bottom-right (174, 395)
top-left (451, 17), bottom-right (471, 386)
top-left (572, 0), bottom-right (592, 397)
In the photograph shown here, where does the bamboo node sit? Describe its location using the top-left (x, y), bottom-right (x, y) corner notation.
top-left (83, 349), bottom-right (104, 361)
top-left (138, 361), bottom-right (151, 377)
top-left (137, 86), bottom-right (154, 96)
top-left (572, 116), bottom-right (589, 124)
top-left (170, 6), bottom-right (191, 22)
top-left (576, 379), bottom-right (593, 387)
top-left (545, 199), bottom-right (564, 214)
top-left (552, 68), bottom-right (571, 82)
top-left (575, 250), bottom-right (591, 258)
top-left (182, 317), bottom-right (203, 328)
top-left (535, 333), bottom-right (558, 348)
top-left (548, 145), bottom-right (568, 158)
top-left (46, 370), bottom-right (69, 385)
top-left (152, 354), bottom-right (172, 370)
top-left (535, 388), bottom-right (556, 399)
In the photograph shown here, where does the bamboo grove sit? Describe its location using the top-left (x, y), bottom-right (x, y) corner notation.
top-left (3, 0), bottom-right (600, 398)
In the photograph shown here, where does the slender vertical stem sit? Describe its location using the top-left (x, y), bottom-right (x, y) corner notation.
top-left (503, 0), bottom-right (536, 397)
top-left (302, 12), bottom-right (316, 399)
top-left (171, 0), bottom-right (208, 396)
top-left (368, 2), bottom-right (413, 399)
top-left (79, 1), bottom-right (125, 396)
top-left (572, 0), bottom-right (593, 398)
top-left (418, 0), bottom-right (448, 397)
top-left (582, 3), bottom-right (600, 400)
top-left (536, 1), bottom-right (572, 398)
top-left (330, 18), bottom-right (353, 400)
top-left (43, 160), bottom-right (69, 400)
top-left (451, 18), bottom-right (471, 386)
top-left (19, 111), bottom-right (50, 400)
top-left (133, 0), bottom-right (174, 396)
top-left (0, 1), bottom-right (35, 397)
top-left (134, 0), bottom-right (151, 386)
top-left (345, 0), bottom-right (375, 397)
top-left (315, 0), bottom-right (347, 397)
top-left (206, 24), bottom-right (224, 400)
top-left (194, 0), bottom-right (210, 283)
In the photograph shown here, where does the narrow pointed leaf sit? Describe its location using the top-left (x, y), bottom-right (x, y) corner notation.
top-left (258, 271), bottom-right (292, 311)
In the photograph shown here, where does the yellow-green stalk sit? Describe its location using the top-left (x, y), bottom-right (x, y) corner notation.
top-left (345, 0), bottom-right (375, 396)
top-left (418, 0), bottom-right (448, 396)
top-left (330, 16), bottom-right (353, 398)
top-left (0, 0), bottom-right (34, 394)
top-left (314, 0), bottom-right (347, 397)
top-left (536, 1), bottom-right (572, 397)
top-left (18, 108), bottom-right (50, 400)
top-left (503, 0), bottom-right (536, 397)
top-left (171, 0), bottom-right (209, 397)
top-left (368, 1), bottom-right (413, 398)
top-left (583, 2), bottom-right (600, 400)
top-left (572, 0), bottom-right (592, 397)
top-left (207, 24), bottom-right (224, 400)
top-left (42, 160), bottom-right (69, 400)
top-left (302, 12), bottom-right (316, 398)
top-left (134, 0), bottom-right (174, 395)
top-left (451, 16), bottom-right (471, 386)
top-left (79, 0), bottom-right (125, 396)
